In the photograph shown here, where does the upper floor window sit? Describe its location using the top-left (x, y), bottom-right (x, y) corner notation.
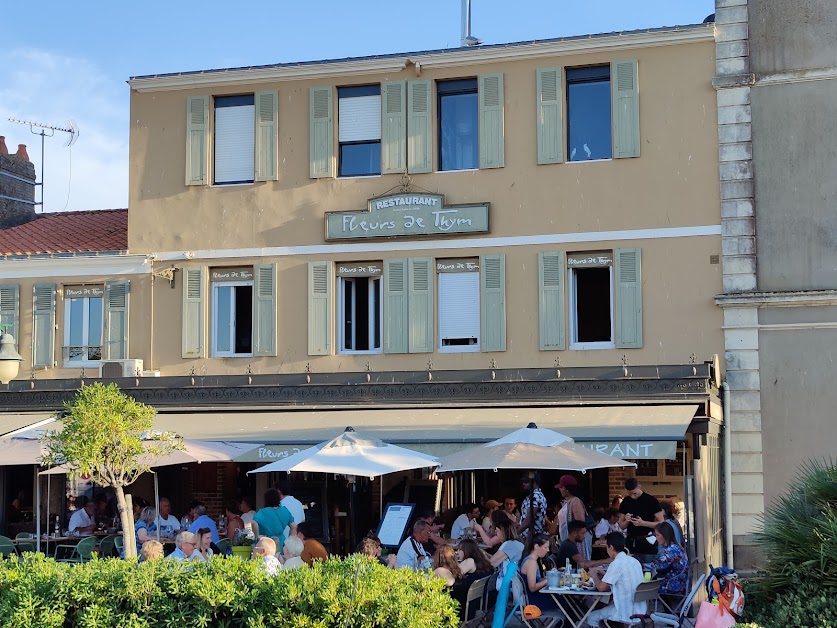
top-left (210, 267), bottom-right (253, 357)
top-left (568, 252), bottom-right (613, 348)
top-left (338, 85), bottom-right (381, 177)
top-left (438, 258), bottom-right (481, 351)
top-left (337, 263), bottom-right (382, 353)
top-left (214, 95), bottom-right (255, 184)
top-left (438, 79), bottom-right (479, 171)
top-left (63, 285), bottom-right (103, 364)
top-left (566, 66), bottom-right (612, 162)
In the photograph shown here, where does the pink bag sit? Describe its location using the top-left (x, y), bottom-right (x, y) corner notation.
top-left (695, 601), bottom-right (737, 628)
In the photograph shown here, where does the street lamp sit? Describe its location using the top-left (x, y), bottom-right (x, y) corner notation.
top-left (0, 333), bottom-right (23, 384)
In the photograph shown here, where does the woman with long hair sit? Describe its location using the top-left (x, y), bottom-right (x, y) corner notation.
top-left (519, 532), bottom-right (560, 611)
top-left (472, 508), bottom-right (516, 548)
top-left (432, 544), bottom-right (468, 586)
top-left (193, 527), bottom-right (214, 561)
top-left (643, 522), bottom-right (688, 594)
top-left (458, 538), bottom-right (492, 575)
top-left (134, 506), bottom-right (157, 553)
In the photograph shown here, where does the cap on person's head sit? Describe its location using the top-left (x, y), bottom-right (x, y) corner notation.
top-left (624, 478), bottom-right (639, 491)
top-left (555, 474), bottom-right (578, 489)
top-left (485, 499), bottom-right (502, 509)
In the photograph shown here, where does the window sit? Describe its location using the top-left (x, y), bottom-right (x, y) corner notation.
top-left (211, 268), bottom-right (254, 356)
top-left (63, 286), bottom-right (103, 364)
top-left (568, 252), bottom-right (613, 348)
top-left (566, 66), bottom-right (612, 161)
top-left (438, 79), bottom-right (478, 171)
top-left (338, 263), bottom-right (382, 353)
top-left (338, 85), bottom-right (381, 177)
top-left (214, 95), bottom-right (255, 184)
top-left (438, 260), bottom-right (480, 351)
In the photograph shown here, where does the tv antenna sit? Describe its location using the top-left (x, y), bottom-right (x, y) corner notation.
top-left (7, 117), bottom-right (79, 212)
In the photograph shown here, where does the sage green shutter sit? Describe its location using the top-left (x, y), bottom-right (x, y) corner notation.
top-left (615, 248), bottom-right (642, 348)
top-left (185, 96), bottom-right (209, 185)
top-left (182, 267), bottom-right (205, 358)
top-left (104, 280), bottom-right (129, 360)
top-left (381, 80), bottom-right (407, 174)
top-left (408, 257), bottom-right (433, 353)
top-left (536, 68), bottom-right (563, 164)
top-left (538, 252), bottom-right (566, 350)
top-left (255, 90), bottom-right (279, 181)
top-left (612, 60), bottom-right (640, 159)
top-left (32, 283), bottom-right (55, 368)
top-left (407, 80), bottom-right (432, 174)
top-left (309, 87), bottom-right (334, 178)
top-left (479, 73), bottom-right (504, 169)
top-left (253, 263), bottom-right (277, 356)
top-left (480, 254), bottom-right (506, 352)
top-left (384, 259), bottom-right (408, 353)
top-left (307, 261), bottom-right (332, 355)
top-left (0, 284), bottom-right (19, 348)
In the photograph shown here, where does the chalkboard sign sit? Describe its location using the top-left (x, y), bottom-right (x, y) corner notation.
top-left (404, 479), bottom-right (441, 517)
top-left (288, 481), bottom-right (329, 543)
top-left (376, 503), bottom-right (415, 548)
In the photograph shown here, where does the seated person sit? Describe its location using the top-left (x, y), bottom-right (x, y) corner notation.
top-left (68, 500), bottom-right (97, 535)
top-left (253, 537), bottom-right (281, 575)
top-left (643, 522), bottom-right (688, 595)
top-left (482, 500), bottom-right (501, 533)
top-left (586, 532), bottom-right (646, 627)
top-left (519, 533), bottom-right (560, 611)
top-left (450, 539), bottom-right (495, 621)
top-left (489, 531), bottom-right (525, 592)
top-left (472, 509), bottom-right (516, 549)
top-left (451, 503), bottom-right (481, 539)
top-left (140, 540), bottom-right (164, 561)
top-left (359, 533), bottom-right (397, 568)
top-left (432, 544), bottom-right (472, 586)
top-left (594, 508), bottom-right (622, 540)
top-left (418, 510), bottom-right (450, 550)
top-left (660, 501), bottom-right (685, 549)
top-left (134, 506), bottom-right (158, 553)
top-left (155, 498), bottom-right (181, 539)
top-left (295, 521), bottom-right (328, 565)
top-left (193, 527), bottom-right (214, 561)
top-left (396, 520), bottom-right (433, 570)
top-left (282, 535), bottom-right (306, 569)
top-left (168, 531), bottom-right (198, 560)
top-left (187, 504), bottom-right (220, 544)
top-left (555, 521), bottom-right (612, 570)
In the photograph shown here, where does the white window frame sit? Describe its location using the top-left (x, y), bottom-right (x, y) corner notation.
top-left (211, 280), bottom-right (254, 358)
top-left (568, 265), bottom-right (615, 350)
top-left (338, 276), bottom-right (383, 355)
top-left (213, 95), bottom-right (255, 186)
top-left (62, 296), bottom-right (103, 367)
top-left (438, 271), bottom-right (480, 353)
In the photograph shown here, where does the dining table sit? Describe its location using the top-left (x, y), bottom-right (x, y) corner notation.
top-left (540, 585), bottom-right (611, 628)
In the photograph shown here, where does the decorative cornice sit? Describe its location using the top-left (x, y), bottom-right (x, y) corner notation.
top-left (756, 66), bottom-right (837, 87)
top-left (0, 365), bottom-right (715, 413)
top-left (129, 27), bottom-right (713, 93)
top-left (716, 289), bottom-right (837, 308)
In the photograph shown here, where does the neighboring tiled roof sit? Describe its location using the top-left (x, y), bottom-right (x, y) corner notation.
top-left (0, 209), bottom-right (127, 256)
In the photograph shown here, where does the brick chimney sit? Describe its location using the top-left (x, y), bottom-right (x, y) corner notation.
top-left (0, 137), bottom-right (37, 228)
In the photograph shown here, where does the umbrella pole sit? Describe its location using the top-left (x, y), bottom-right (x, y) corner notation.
top-left (153, 471), bottom-right (160, 542)
top-left (46, 473), bottom-right (51, 537)
top-left (36, 466), bottom-right (41, 553)
top-left (348, 478), bottom-right (356, 554)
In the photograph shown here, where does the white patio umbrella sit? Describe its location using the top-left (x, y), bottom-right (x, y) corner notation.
top-left (435, 422), bottom-right (637, 473)
top-left (247, 427), bottom-right (438, 479)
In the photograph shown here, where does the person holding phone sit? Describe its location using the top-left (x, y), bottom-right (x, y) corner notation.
top-left (617, 478), bottom-right (664, 564)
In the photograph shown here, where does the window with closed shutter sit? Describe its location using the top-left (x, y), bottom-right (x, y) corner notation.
top-left (338, 85), bottom-right (381, 177)
top-left (214, 95), bottom-right (255, 184)
top-left (438, 271), bottom-right (480, 351)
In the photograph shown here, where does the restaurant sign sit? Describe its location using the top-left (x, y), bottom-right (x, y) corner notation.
top-left (64, 285), bottom-right (104, 298)
top-left (325, 193), bottom-right (489, 240)
top-left (580, 440), bottom-right (677, 460)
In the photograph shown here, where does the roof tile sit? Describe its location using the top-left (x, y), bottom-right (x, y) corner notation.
top-left (0, 209), bottom-right (127, 256)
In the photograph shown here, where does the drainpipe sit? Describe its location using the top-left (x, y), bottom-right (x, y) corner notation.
top-left (722, 382), bottom-right (734, 568)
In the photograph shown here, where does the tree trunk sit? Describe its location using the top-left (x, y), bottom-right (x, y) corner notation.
top-left (116, 487), bottom-right (137, 558)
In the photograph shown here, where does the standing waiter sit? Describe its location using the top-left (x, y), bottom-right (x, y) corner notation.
top-left (617, 478), bottom-right (664, 564)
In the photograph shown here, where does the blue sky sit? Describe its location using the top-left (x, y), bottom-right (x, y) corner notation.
top-left (0, 0), bottom-right (714, 213)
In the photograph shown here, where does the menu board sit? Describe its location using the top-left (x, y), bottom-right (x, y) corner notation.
top-left (376, 503), bottom-right (415, 548)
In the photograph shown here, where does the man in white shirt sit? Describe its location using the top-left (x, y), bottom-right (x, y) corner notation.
top-left (451, 503), bottom-right (480, 539)
top-left (155, 498), bottom-right (181, 538)
top-left (68, 501), bottom-right (97, 534)
top-left (277, 482), bottom-right (305, 540)
top-left (587, 532), bottom-right (646, 626)
top-left (239, 496), bottom-right (257, 531)
top-left (396, 520), bottom-right (433, 570)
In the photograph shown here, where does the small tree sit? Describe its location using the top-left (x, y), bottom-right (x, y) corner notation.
top-left (41, 382), bottom-right (181, 558)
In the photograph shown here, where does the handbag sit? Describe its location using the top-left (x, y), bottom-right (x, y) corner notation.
top-left (695, 601), bottom-right (737, 628)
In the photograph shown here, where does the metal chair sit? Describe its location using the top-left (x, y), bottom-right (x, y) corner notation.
top-left (0, 535), bottom-right (18, 558)
top-left (97, 534), bottom-right (118, 558)
top-left (514, 572), bottom-right (565, 628)
top-left (460, 574), bottom-right (491, 626)
top-left (55, 536), bottom-right (97, 563)
top-left (601, 579), bottom-right (661, 628)
top-left (113, 534), bottom-right (125, 558)
top-left (650, 574), bottom-right (706, 628)
top-left (14, 533), bottom-right (36, 554)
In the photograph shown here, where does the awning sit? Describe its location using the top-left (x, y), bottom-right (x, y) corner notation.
top-left (0, 413), bottom-right (56, 439)
top-left (154, 405), bottom-right (699, 461)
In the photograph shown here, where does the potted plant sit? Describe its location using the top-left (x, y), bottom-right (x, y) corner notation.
top-left (231, 532), bottom-right (255, 560)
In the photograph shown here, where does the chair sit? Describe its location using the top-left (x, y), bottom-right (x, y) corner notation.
top-left (0, 535), bottom-right (18, 558)
top-left (14, 533), bottom-right (36, 554)
top-left (55, 536), bottom-right (97, 563)
top-left (113, 534), bottom-right (125, 558)
top-left (216, 538), bottom-right (231, 555)
top-left (650, 574), bottom-right (706, 628)
top-left (97, 534), bottom-right (118, 558)
top-left (601, 579), bottom-right (661, 628)
top-left (460, 574), bottom-right (491, 626)
top-left (515, 572), bottom-right (565, 628)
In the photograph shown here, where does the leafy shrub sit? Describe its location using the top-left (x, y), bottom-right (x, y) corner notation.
top-left (0, 554), bottom-right (459, 628)
top-left (739, 579), bottom-right (837, 628)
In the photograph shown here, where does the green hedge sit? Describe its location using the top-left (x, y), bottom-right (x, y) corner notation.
top-left (738, 576), bottom-right (837, 628)
top-left (0, 554), bottom-right (459, 628)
